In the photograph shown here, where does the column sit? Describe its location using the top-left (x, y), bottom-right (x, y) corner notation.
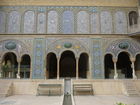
top-left (131, 58), bottom-right (137, 79)
top-left (113, 58), bottom-right (118, 79)
top-left (0, 62), bottom-right (2, 78)
top-left (30, 60), bottom-right (32, 79)
top-left (57, 57), bottom-right (60, 80)
top-left (76, 57), bottom-right (79, 79)
top-left (17, 59), bottom-right (21, 79)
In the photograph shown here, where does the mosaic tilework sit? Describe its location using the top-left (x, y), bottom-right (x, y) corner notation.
top-left (24, 11), bottom-right (35, 33)
top-left (8, 11), bottom-right (20, 33)
top-left (47, 11), bottom-right (58, 34)
top-left (37, 13), bottom-right (46, 33)
top-left (91, 13), bottom-right (100, 34)
top-left (92, 39), bottom-right (103, 79)
top-left (77, 11), bottom-right (89, 34)
top-left (0, 11), bottom-right (6, 33)
top-left (100, 11), bottom-right (112, 34)
top-left (62, 11), bottom-right (74, 34)
top-left (32, 38), bottom-right (45, 79)
top-left (114, 11), bottom-right (127, 34)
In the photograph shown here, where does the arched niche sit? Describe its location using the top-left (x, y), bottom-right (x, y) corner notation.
top-left (8, 11), bottom-right (21, 33)
top-left (62, 11), bottom-right (74, 34)
top-left (47, 11), bottom-right (58, 34)
top-left (77, 11), bottom-right (89, 34)
top-left (24, 11), bottom-right (35, 33)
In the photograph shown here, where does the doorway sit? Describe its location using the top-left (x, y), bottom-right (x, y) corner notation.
top-left (60, 51), bottom-right (76, 78)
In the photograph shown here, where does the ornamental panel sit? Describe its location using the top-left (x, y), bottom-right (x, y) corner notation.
top-left (47, 11), bottom-right (58, 34)
top-left (91, 13), bottom-right (100, 34)
top-left (114, 11), bottom-right (127, 34)
top-left (0, 11), bottom-right (6, 33)
top-left (62, 11), bottom-right (74, 34)
top-left (24, 11), bottom-right (35, 33)
top-left (8, 11), bottom-right (20, 33)
top-left (77, 11), bottom-right (89, 34)
top-left (100, 11), bottom-right (112, 34)
top-left (37, 13), bottom-right (46, 33)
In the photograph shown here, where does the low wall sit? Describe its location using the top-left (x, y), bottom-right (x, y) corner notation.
top-left (0, 79), bottom-right (64, 95)
top-left (72, 79), bottom-right (140, 95)
top-left (0, 79), bottom-right (140, 95)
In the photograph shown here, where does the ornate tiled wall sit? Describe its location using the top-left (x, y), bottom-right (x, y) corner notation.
top-left (0, 6), bottom-right (137, 34)
top-left (32, 38), bottom-right (45, 79)
top-left (92, 38), bottom-right (104, 79)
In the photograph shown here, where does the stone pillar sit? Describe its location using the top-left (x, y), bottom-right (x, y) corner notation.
top-left (113, 58), bottom-right (118, 79)
top-left (0, 61), bottom-right (2, 78)
top-left (57, 57), bottom-right (60, 80)
top-left (130, 58), bottom-right (137, 79)
top-left (76, 57), bottom-right (79, 79)
top-left (17, 59), bottom-right (21, 79)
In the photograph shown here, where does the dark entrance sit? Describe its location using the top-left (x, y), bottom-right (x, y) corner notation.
top-left (20, 54), bottom-right (31, 78)
top-left (117, 52), bottom-right (132, 78)
top-left (47, 53), bottom-right (57, 79)
top-left (79, 53), bottom-right (89, 78)
top-left (104, 54), bottom-right (114, 79)
top-left (2, 52), bottom-right (18, 78)
top-left (60, 51), bottom-right (76, 78)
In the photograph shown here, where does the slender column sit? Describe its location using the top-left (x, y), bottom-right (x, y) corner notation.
top-left (57, 57), bottom-right (60, 80)
top-left (30, 60), bottom-right (32, 79)
top-left (113, 58), bottom-right (118, 79)
top-left (131, 58), bottom-right (137, 79)
top-left (76, 57), bottom-right (79, 79)
top-left (0, 62), bottom-right (2, 78)
top-left (17, 59), bottom-right (21, 79)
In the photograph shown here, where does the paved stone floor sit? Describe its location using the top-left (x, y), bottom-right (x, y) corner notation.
top-left (0, 95), bottom-right (140, 105)
top-left (0, 95), bottom-right (63, 105)
top-left (74, 95), bottom-right (140, 105)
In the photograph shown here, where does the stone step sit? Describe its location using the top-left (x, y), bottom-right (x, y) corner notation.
top-left (123, 81), bottom-right (139, 97)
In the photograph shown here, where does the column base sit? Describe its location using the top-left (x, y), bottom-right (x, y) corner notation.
top-left (16, 73), bottom-right (20, 79)
top-left (114, 73), bottom-right (118, 79)
top-left (133, 74), bottom-right (137, 79)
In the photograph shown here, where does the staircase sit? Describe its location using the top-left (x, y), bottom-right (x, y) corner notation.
top-left (123, 80), bottom-right (139, 97)
top-left (0, 80), bottom-right (13, 97)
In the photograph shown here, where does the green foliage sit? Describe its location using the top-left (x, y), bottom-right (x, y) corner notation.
top-left (116, 102), bottom-right (135, 105)
top-left (2, 65), bottom-right (9, 71)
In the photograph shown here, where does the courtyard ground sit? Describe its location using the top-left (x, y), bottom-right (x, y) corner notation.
top-left (0, 95), bottom-right (139, 105)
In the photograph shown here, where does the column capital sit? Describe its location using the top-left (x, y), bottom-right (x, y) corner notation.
top-left (112, 58), bottom-right (117, 63)
top-left (130, 58), bottom-right (136, 62)
top-left (17, 58), bottom-right (21, 63)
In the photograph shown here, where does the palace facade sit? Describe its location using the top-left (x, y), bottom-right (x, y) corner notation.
top-left (0, 0), bottom-right (140, 80)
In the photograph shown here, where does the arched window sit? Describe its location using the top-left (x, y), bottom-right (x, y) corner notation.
top-left (129, 11), bottom-right (138, 26)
